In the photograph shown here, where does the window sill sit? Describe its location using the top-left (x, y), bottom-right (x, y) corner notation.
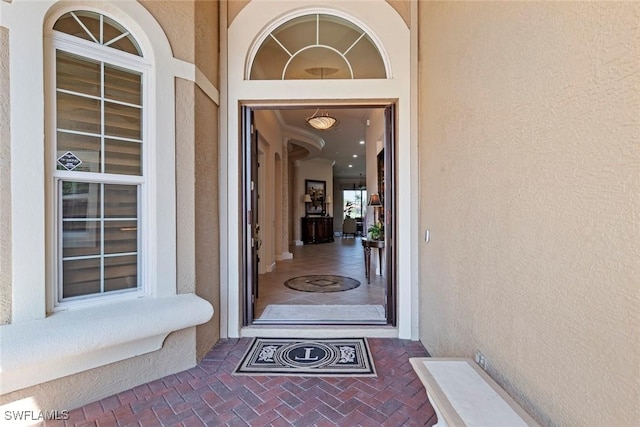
top-left (0, 294), bottom-right (214, 394)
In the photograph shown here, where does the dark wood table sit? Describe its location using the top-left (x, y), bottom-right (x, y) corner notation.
top-left (361, 237), bottom-right (384, 284)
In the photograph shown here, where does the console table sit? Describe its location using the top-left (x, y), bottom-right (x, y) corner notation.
top-left (361, 237), bottom-right (384, 284)
top-left (301, 217), bottom-right (334, 244)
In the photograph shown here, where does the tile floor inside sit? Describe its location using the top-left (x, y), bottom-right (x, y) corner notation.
top-left (254, 236), bottom-right (387, 321)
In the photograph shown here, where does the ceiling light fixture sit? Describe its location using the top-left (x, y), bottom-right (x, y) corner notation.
top-left (306, 108), bottom-right (338, 131)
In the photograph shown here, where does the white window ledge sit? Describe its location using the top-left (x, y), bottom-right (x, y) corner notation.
top-left (0, 294), bottom-right (214, 394)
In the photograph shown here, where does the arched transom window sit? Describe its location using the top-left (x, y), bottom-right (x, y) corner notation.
top-left (250, 14), bottom-right (387, 80)
top-left (54, 10), bottom-right (142, 56)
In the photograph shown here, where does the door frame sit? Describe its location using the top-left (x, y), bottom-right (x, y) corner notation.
top-left (225, 0), bottom-right (416, 339)
top-left (240, 102), bottom-right (397, 327)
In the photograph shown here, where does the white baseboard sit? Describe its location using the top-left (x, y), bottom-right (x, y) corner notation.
top-left (294, 240), bottom-right (303, 246)
top-left (281, 251), bottom-right (293, 260)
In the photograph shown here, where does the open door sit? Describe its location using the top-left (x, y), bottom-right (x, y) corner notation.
top-left (242, 107), bottom-right (260, 325)
top-left (243, 104), bottom-right (397, 326)
top-left (384, 104), bottom-right (396, 325)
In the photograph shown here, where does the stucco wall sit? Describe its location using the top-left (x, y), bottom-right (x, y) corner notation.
top-left (176, 78), bottom-right (197, 296)
top-left (139, 0), bottom-right (194, 64)
top-left (227, 0), bottom-right (410, 29)
top-left (418, 2), bottom-right (639, 426)
top-left (0, 25), bottom-right (11, 326)
top-left (176, 78), bottom-right (221, 360)
top-left (195, 0), bottom-right (218, 85)
top-left (194, 86), bottom-right (220, 359)
top-left (140, 0), bottom-right (217, 86)
top-left (153, 0), bottom-right (220, 359)
top-left (0, 329), bottom-right (195, 411)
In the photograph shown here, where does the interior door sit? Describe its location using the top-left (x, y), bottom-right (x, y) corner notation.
top-left (384, 104), bottom-right (396, 325)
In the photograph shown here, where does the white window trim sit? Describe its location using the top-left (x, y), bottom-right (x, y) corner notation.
top-left (46, 21), bottom-right (153, 310)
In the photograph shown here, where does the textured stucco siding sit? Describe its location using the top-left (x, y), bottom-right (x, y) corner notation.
top-left (143, 0), bottom-right (220, 360)
top-left (227, 0), bottom-right (410, 29)
top-left (0, 26), bottom-right (11, 326)
top-left (0, 329), bottom-right (195, 410)
top-left (176, 77), bottom-right (197, 296)
top-left (195, 0), bottom-right (218, 86)
top-left (418, 2), bottom-right (640, 426)
top-left (174, 77), bottom-right (221, 358)
top-left (195, 86), bottom-right (220, 359)
top-left (139, 0), bottom-right (195, 64)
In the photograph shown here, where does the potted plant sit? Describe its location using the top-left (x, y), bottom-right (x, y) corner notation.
top-left (344, 201), bottom-right (355, 218)
top-left (368, 221), bottom-right (384, 240)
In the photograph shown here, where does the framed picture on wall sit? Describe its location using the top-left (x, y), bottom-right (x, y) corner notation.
top-left (305, 179), bottom-right (326, 215)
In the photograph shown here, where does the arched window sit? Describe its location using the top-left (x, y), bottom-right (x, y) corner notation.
top-left (49, 10), bottom-right (148, 304)
top-left (250, 14), bottom-right (387, 80)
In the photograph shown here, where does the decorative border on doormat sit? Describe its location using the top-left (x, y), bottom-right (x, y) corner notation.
top-left (233, 338), bottom-right (376, 377)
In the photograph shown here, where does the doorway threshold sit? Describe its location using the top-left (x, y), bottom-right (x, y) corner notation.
top-left (241, 325), bottom-right (398, 339)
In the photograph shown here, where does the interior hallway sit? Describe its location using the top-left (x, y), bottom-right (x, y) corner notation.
top-left (45, 338), bottom-right (436, 426)
top-left (254, 237), bottom-right (387, 321)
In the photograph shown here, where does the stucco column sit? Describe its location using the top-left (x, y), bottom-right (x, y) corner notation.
top-left (0, 26), bottom-right (12, 325)
top-left (281, 138), bottom-right (293, 258)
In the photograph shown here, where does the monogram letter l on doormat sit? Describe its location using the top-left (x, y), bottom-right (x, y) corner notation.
top-left (233, 338), bottom-right (376, 377)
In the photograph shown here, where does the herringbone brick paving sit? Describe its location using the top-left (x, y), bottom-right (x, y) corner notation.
top-left (45, 338), bottom-right (437, 426)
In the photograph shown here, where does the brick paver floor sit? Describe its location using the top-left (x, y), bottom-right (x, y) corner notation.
top-left (46, 338), bottom-right (437, 426)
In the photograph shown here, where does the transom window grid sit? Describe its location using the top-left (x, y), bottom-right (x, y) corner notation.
top-left (250, 13), bottom-right (386, 80)
top-left (51, 12), bottom-right (147, 304)
top-left (53, 10), bottom-right (142, 56)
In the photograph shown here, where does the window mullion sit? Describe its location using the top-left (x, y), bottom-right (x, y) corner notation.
top-left (101, 61), bottom-right (105, 175)
top-left (70, 11), bottom-right (99, 44)
top-left (99, 14), bottom-right (104, 46)
top-left (100, 59), bottom-right (105, 295)
top-left (100, 183), bottom-right (105, 294)
top-left (58, 180), bottom-right (64, 301)
top-left (137, 184), bottom-right (142, 291)
top-left (105, 32), bottom-right (131, 48)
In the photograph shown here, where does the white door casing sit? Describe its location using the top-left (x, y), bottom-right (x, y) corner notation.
top-left (223, 0), bottom-right (416, 338)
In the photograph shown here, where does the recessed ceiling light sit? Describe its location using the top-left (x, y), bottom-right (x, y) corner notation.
top-left (353, 154), bottom-right (358, 158)
top-left (348, 165), bottom-right (353, 168)
top-left (359, 140), bottom-right (365, 145)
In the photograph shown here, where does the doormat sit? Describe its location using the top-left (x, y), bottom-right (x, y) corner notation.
top-left (258, 304), bottom-right (385, 322)
top-left (233, 338), bottom-right (376, 377)
top-left (284, 275), bottom-right (360, 292)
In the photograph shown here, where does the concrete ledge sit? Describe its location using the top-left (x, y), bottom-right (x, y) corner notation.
top-left (0, 294), bottom-right (213, 394)
top-left (409, 358), bottom-right (540, 427)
